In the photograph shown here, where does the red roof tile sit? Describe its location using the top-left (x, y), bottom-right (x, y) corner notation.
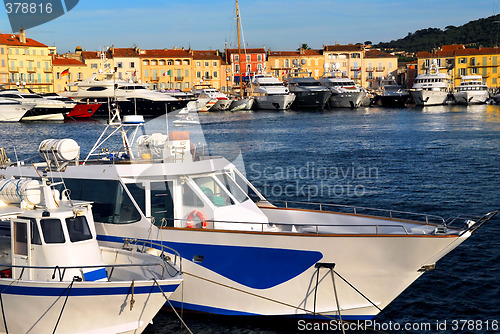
top-left (365, 50), bottom-right (396, 58)
top-left (191, 50), bottom-right (222, 60)
top-left (324, 44), bottom-right (364, 52)
top-left (52, 56), bottom-right (86, 66)
top-left (0, 33), bottom-right (47, 47)
top-left (140, 49), bottom-right (192, 58)
top-left (110, 47), bottom-right (139, 58)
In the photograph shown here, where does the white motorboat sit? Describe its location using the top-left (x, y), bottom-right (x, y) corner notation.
top-left (229, 97), bottom-right (254, 111)
top-left (192, 85), bottom-right (232, 111)
top-left (173, 114), bottom-right (200, 126)
top-left (63, 73), bottom-right (188, 117)
top-left (0, 115), bottom-right (495, 321)
top-left (409, 60), bottom-right (451, 106)
top-left (372, 76), bottom-right (410, 108)
top-left (319, 64), bottom-right (366, 108)
top-left (250, 74), bottom-right (295, 110)
top-left (287, 70), bottom-right (331, 109)
top-left (0, 97), bottom-right (34, 122)
top-left (0, 171), bottom-right (183, 333)
top-left (453, 75), bottom-right (489, 104)
top-left (0, 89), bottom-right (74, 121)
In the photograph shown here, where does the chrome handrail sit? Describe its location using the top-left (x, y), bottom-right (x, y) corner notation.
top-left (122, 237), bottom-right (183, 274)
top-left (2, 262), bottom-right (170, 282)
top-left (270, 200), bottom-right (445, 224)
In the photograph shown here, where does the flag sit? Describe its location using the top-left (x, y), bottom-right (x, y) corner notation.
top-left (357, 67), bottom-right (361, 72)
top-left (61, 68), bottom-right (69, 77)
top-left (163, 70), bottom-right (172, 77)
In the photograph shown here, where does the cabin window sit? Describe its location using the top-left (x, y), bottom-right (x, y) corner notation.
top-left (17, 217), bottom-right (42, 245)
top-left (151, 182), bottom-right (174, 227)
top-left (216, 173), bottom-right (248, 203)
top-left (183, 183), bottom-right (204, 207)
top-left (193, 176), bottom-right (234, 207)
top-left (14, 222), bottom-right (28, 255)
top-left (126, 183), bottom-right (146, 214)
top-left (41, 219), bottom-right (66, 244)
top-left (66, 216), bottom-right (92, 242)
top-left (60, 179), bottom-right (142, 224)
top-left (233, 172), bottom-right (262, 203)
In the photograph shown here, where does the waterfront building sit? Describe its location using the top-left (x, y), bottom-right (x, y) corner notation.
top-left (364, 49), bottom-right (398, 90)
top-left (80, 50), bottom-right (114, 75)
top-left (52, 56), bottom-right (89, 93)
top-left (0, 43), bottom-right (7, 86)
top-left (225, 48), bottom-right (266, 84)
top-left (191, 50), bottom-right (225, 90)
top-left (322, 44), bottom-right (366, 87)
top-left (267, 49), bottom-right (325, 80)
top-left (108, 46), bottom-right (141, 82)
top-left (139, 48), bottom-right (192, 90)
top-left (0, 29), bottom-right (55, 92)
top-left (417, 44), bottom-right (500, 88)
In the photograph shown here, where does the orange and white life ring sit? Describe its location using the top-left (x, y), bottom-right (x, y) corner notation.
top-left (186, 210), bottom-right (208, 229)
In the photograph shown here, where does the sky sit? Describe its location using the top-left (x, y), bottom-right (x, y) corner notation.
top-left (0, 0), bottom-right (499, 53)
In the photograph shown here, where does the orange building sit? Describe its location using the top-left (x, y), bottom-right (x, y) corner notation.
top-left (139, 48), bottom-right (192, 90)
top-left (267, 49), bottom-right (324, 80)
top-left (52, 56), bottom-right (89, 92)
top-left (191, 50), bottom-right (225, 90)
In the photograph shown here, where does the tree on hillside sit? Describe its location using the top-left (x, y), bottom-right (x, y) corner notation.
top-left (298, 43), bottom-right (310, 51)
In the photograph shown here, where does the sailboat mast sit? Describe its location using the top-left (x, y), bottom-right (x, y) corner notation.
top-left (236, 0), bottom-right (243, 97)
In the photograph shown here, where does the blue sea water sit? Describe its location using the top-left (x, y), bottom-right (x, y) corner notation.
top-left (1, 104), bottom-right (499, 333)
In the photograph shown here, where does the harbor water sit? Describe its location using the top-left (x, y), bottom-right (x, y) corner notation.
top-left (1, 104), bottom-right (499, 333)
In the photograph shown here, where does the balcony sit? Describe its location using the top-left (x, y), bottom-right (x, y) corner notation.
top-left (350, 67), bottom-right (361, 72)
top-left (203, 76), bottom-right (213, 80)
top-left (27, 68), bottom-right (36, 73)
top-left (366, 68), bottom-right (374, 72)
top-left (174, 76), bottom-right (184, 81)
top-left (375, 67), bottom-right (385, 72)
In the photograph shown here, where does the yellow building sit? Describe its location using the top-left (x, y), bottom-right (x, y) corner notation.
top-left (139, 49), bottom-right (192, 90)
top-left (0, 43), bottom-right (7, 86)
top-left (364, 49), bottom-right (398, 89)
top-left (52, 56), bottom-right (89, 92)
top-left (417, 45), bottom-right (500, 88)
top-left (267, 49), bottom-right (325, 80)
top-left (81, 50), bottom-right (114, 75)
top-left (323, 44), bottom-right (366, 87)
top-left (191, 50), bottom-right (224, 90)
top-left (0, 29), bottom-right (54, 92)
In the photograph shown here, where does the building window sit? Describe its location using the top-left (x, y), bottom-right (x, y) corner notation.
top-left (175, 60), bottom-right (181, 65)
top-left (459, 68), bottom-right (466, 76)
top-left (144, 69), bottom-right (149, 77)
top-left (246, 55), bottom-right (251, 62)
top-left (1, 60), bottom-right (4, 67)
top-left (130, 62), bottom-right (135, 68)
top-left (56, 72), bottom-right (60, 79)
top-left (257, 54), bottom-right (262, 62)
top-left (183, 60), bottom-right (189, 65)
top-left (214, 71), bottom-right (218, 78)
top-left (196, 61), bottom-right (201, 67)
top-left (153, 70), bottom-right (157, 80)
top-left (470, 68), bottom-right (478, 74)
top-left (388, 62), bottom-right (393, 69)
top-left (235, 64), bottom-right (239, 73)
top-left (459, 58), bottom-right (467, 64)
top-left (196, 71), bottom-right (201, 78)
top-left (41, 50), bottom-right (44, 55)
top-left (151, 60), bottom-right (157, 65)
top-left (204, 61), bottom-right (209, 67)
top-left (257, 64), bottom-right (262, 72)
top-left (351, 53), bottom-right (360, 58)
top-left (234, 55), bottom-right (239, 61)
top-left (185, 69), bottom-right (189, 77)
top-left (91, 63), bottom-right (98, 69)
top-left (212, 61), bottom-right (217, 66)
top-left (117, 62), bottom-right (123, 68)
top-left (0, 48), bottom-right (3, 54)
top-left (470, 57), bottom-right (476, 66)
top-left (143, 60), bottom-right (149, 65)
top-left (168, 60), bottom-right (173, 65)
top-left (159, 60), bottom-right (165, 65)
top-left (284, 59), bottom-right (290, 67)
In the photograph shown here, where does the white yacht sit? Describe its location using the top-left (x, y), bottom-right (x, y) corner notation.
top-left (0, 97), bottom-right (34, 122)
top-left (0, 115), bottom-right (495, 320)
top-left (410, 60), bottom-right (451, 106)
top-left (453, 75), bottom-right (489, 104)
top-left (63, 73), bottom-right (188, 117)
top-left (0, 89), bottom-right (74, 121)
top-left (372, 77), bottom-right (410, 108)
top-left (250, 74), bottom-right (295, 110)
top-left (0, 172), bottom-right (183, 333)
top-left (191, 85), bottom-right (232, 111)
top-left (319, 64), bottom-right (366, 108)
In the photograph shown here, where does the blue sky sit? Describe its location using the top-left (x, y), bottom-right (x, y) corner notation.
top-left (0, 0), bottom-right (498, 53)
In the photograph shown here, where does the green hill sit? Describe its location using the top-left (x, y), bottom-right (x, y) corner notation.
top-left (375, 14), bottom-right (500, 52)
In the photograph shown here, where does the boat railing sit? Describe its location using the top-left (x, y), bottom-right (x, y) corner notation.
top-left (153, 217), bottom-right (438, 236)
top-left (270, 200), bottom-right (446, 225)
top-left (4, 261), bottom-right (172, 282)
top-left (121, 237), bottom-right (183, 274)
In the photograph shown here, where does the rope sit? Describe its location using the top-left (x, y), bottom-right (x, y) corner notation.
top-left (152, 278), bottom-right (193, 334)
top-left (130, 280), bottom-right (135, 311)
top-left (52, 280), bottom-right (74, 334)
top-left (331, 270), bottom-right (345, 334)
top-left (183, 270), bottom-right (394, 334)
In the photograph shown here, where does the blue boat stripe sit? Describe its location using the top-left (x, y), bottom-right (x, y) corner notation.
top-left (0, 283), bottom-right (179, 297)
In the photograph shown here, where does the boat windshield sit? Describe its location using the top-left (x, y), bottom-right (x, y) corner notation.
top-left (66, 216), bottom-right (93, 242)
top-left (193, 176), bottom-right (234, 207)
top-left (215, 173), bottom-right (249, 203)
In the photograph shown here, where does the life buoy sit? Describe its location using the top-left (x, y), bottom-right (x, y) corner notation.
top-left (186, 210), bottom-right (208, 229)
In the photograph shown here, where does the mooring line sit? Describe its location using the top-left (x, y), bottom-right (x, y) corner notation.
top-left (153, 278), bottom-right (194, 334)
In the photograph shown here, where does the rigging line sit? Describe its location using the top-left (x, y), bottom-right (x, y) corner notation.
top-left (331, 270), bottom-right (345, 334)
top-left (333, 270), bottom-right (410, 334)
top-left (182, 271), bottom-right (392, 334)
top-left (153, 278), bottom-right (193, 334)
top-left (52, 280), bottom-right (74, 334)
top-left (0, 280), bottom-right (16, 334)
